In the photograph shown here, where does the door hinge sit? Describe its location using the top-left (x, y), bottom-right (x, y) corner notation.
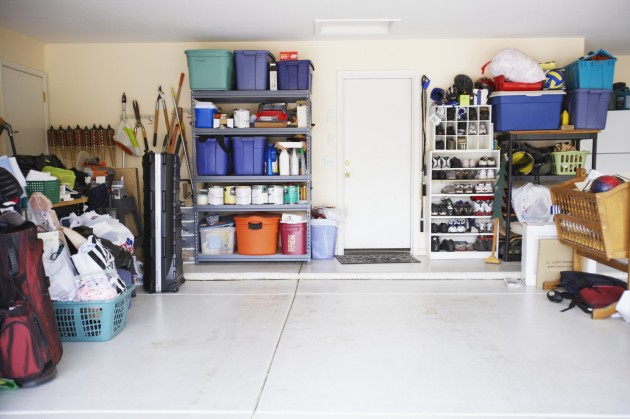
top-left (43, 92), bottom-right (46, 103)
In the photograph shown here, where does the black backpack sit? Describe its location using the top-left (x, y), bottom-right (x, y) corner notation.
top-left (548, 271), bottom-right (627, 315)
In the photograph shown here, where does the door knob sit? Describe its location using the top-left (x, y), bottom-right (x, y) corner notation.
top-left (345, 172), bottom-right (350, 178)
top-left (345, 160), bottom-right (351, 166)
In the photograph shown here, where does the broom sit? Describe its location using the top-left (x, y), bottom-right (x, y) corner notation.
top-left (485, 217), bottom-right (501, 264)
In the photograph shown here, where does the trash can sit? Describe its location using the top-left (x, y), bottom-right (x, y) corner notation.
top-left (311, 219), bottom-right (337, 260)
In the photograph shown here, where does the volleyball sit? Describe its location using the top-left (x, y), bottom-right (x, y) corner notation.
top-left (544, 70), bottom-right (565, 90)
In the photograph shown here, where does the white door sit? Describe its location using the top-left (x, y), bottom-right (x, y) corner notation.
top-left (337, 72), bottom-right (420, 251)
top-left (0, 62), bottom-right (48, 156)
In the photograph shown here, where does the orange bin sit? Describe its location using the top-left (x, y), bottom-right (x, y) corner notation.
top-left (234, 213), bottom-right (281, 255)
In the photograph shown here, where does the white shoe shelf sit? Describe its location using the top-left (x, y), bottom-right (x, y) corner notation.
top-left (427, 104), bottom-right (499, 259)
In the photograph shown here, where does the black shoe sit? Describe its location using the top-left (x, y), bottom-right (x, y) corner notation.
top-left (469, 107), bottom-right (478, 120)
top-left (431, 223), bottom-right (438, 233)
top-left (446, 239), bottom-right (455, 252)
top-left (431, 237), bottom-right (440, 252)
top-left (439, 222), bottom-right (449, 233)
top-left (447, 107), bottom-right (456, 120)
top-left (431, 203), bottom-right (438, 216)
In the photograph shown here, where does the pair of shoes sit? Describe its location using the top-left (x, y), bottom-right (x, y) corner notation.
top-left (441, 184), bottom-right (456, 194)
top-left (433, 156), bottom-right (450, 168)
top-left (474, 183), bottom-right (494, 194)
top-left (472, 236), bottom-right (487, 251)
top-left (475, 169), bottom-right (496, 180)
top-left (478, 122), bottom-right (488, 135)
top-left (468, 124), bottom-right (477, 135)
top-left (439, 239), bottom-right (455, 252)
top-left (450, 157), bottom-right (463, 168)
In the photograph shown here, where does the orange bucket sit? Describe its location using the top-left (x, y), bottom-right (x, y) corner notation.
top-left (234, 213), bottom-right (281, 255)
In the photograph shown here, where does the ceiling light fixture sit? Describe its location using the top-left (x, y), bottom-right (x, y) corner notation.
top-left (314, 19), bottom-right (400, 36)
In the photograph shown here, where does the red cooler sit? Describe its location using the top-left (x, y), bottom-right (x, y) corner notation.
top-left (280, 221), bottom-right (307, 255)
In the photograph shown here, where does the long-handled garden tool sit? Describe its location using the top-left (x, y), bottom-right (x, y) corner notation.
top-left (114, 93), bottom-right (142, 165)
top-left (485, 217), bottom-right (501, 264)
top-left (132, 99), bottom-right (149, 153)
top-left (170, 87), bottom-right (193, 181)
top-left (158, 86), bottom-right (170, 152)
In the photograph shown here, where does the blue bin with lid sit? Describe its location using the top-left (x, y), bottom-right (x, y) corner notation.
top-left (489, 90), bottom-right (565, 131)
top-left (277, 60), bottom-right (314, 90)
top-left (196, 136), bottom-right (231, 175)
top-left (234, 50), bottom-right (275, 90)
top-left (232, 137), bottom-right (266, 175)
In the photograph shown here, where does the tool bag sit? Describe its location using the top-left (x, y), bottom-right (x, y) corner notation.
top-left (553, 271), bottom-right (627, 315)
top-left (0, 221), bottom-right (63, 387)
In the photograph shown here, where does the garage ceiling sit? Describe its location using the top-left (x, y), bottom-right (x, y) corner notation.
top-left (1, 0), bottom-right (629, 55)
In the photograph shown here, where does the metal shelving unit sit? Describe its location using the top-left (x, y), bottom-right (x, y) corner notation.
top-left (191, 89), bottom-right (312, 262)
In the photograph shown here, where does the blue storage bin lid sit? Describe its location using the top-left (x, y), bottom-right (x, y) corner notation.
top-left (578, 49), bottom-right (617, 62)
top-left (234, 50), bottom-right (276, 62)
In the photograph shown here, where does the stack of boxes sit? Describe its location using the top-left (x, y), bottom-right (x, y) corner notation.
top-left (563, 49), bottom-right (617, 130)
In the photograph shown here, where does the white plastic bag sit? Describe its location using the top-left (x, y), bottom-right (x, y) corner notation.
top-left (511, 183), bottom-right (553, 223)
top-left (71, 235), bottom-right (116, 275)
top-left (488, 48), bottom-right (546, 83)
top-left (75, 270), bottom-right (126, 301)
top-left (43, 245), bottom-right (78, 301)
top-left (67, 211), bottom-right (134, 252)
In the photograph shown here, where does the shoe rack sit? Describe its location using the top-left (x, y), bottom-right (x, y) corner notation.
top-left (427, 105), bottom-right (499, 259)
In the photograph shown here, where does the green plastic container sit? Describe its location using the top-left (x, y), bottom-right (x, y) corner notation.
top-left (185, 49), bottom-right (234, 90)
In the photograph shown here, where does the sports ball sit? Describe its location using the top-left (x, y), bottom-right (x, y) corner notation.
top-left (589, 175), bottom-right (623, 193)
top-left (544, 70), bottom-right (565, 90)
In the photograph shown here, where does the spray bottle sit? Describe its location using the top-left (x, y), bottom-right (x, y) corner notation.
top-left (290, 148), bottom-right (299, 175)
top-left (279, 147), bottom-right (290, 176)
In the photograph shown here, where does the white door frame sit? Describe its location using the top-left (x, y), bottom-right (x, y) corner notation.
top-left (336, 70), bottom-right (422, 255)
top-left (0, 60), bottom-right (50, 154)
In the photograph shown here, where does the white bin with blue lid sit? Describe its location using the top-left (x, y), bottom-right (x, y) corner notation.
top-left (311, 219), bottom-right (337, 260)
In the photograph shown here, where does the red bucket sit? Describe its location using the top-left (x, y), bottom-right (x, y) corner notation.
top-left (280, 222), bottom-right (307, 255)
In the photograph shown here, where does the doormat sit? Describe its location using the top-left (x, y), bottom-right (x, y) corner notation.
top-left (335, 253), bottom-right (420, 264)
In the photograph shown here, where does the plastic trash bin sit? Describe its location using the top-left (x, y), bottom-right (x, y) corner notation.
top-left (311, 219), bottom-right (337, 260)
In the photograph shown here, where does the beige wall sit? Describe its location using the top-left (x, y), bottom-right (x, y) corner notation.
top-left (0, 26), bottom-right (45, 71)
top-left (45, 38), bottom-right (586, 206)
top-left (614, 55), bottom-right (630, 83)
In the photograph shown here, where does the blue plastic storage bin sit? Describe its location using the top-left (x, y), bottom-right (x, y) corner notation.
top-left (565, 89), bottom-right (612, 130)
top-left (234, 50), bottom-right (275, 90)
top-left (185, 49), bottom-right (234, 90)
top-left (232, 137), bottom-right (266, 175)
top-left (565, 49), bottom-right (617, 90)
top-left (489, 91), bottom-right (565, 131)
top-left (277, 60), bottom-right (314, 90)
top-left (196, 137), bottom-right (231, 175)
top-left (311, 219), bottom-right (337, 260)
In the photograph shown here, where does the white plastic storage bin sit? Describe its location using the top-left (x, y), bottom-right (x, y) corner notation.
top-left (199, 225), bottom-right (235, 255)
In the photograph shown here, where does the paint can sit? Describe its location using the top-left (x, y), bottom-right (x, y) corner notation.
top-left (208, 186), bottom-right (224, 205)
top-left (223, 186), bottom-right (236, 205)
top-left (197, 189), bottom-right (208, 206)
top-left (251, 185), bottom-right (268, 204)
top-left (233, 109), bottom-right (251, 128)
top-left (267, 185), bottom-right (284, 205)
top-left (283, 185), bottom-right (299, 204)
top-left (235, 186), bottom-right (252, 205)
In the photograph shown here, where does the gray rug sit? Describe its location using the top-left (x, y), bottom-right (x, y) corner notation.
top-left (336, 253), bottom-right (420, 264)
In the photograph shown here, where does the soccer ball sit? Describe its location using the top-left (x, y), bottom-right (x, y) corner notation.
top-left (544, 70), bottom-right (565, 90)
top-left (589, 175), bottom-right (623, 193)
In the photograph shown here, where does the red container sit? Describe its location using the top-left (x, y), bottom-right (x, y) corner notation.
top-left (280, 222), bottom-right (307, 255)
top-left (493, 75), bottom-right (543, 92)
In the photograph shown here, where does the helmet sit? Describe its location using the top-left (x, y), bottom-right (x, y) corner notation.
top-left (511, 151), bottom-right (534, 175)
top-left (454, 74), bottom-right (473, 95)
top-left (589, 175), bottom-right (623, 193)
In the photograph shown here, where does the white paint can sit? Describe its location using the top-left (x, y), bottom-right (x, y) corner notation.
top-left (223, 186), bottom-right (236, 205)
top-left (251, 185), bottom-right (268, 204)
top-left (267, 185), bottom-right (284, 205)
top-left (208, 186), bottom-right (224, 205)
top-left (235, 185), bottom-right (252, 205)
top-left (233, 109), bottom-right (251, 128)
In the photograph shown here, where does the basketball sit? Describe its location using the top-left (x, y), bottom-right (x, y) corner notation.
top-left (589, 175), bottom-right (623, 193)
top-left (544, 70), bottom-right (565, 90)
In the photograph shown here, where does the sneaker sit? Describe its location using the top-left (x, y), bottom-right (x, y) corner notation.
top-left (464, 170), bottom-right (475, 180)
top-left (473, 236), bottom-right (486, 251)
top-left (431, 203), bottom-right (438, 216)
top-left (479, 122), bottom-right (488, 134)
top-left (441, 198), bottom-right (455, 216)
top-left (484, 183), bottom-right (494, 193)
top-left (475, 169), bottom-right (488, 180)
top-left (431, 223), bottom-right (439, 233)
top-left (441, 184), bottom-right (456, 194)
top-left (439, 223), bottom-right (449, 233)
top-left (448, 220), bottom-right (457, 233)
top-left (440, 156), bottom-right (450, 168)
top-left (467, 159), bottom-right (477, 168)
top-left (474, 183), bottom-right (485, 194)
top-left (454, 241), bottom-right (466, 251)
top-left (486, 156), bottom-right (496, 167)
top-left (468, 124), bottom-right (477, 135)
top-left (438, 203), bottom-right (447, 216)
top-left (456, 220), bottom-right (466, 233)
top-left (473, 201), bottom-right (483, 216)
top-left (463, 201), bottom-right (473, 215)
top-left (465, 242), bottom-right (474, 251)
top-left (462, 158), bottom-right (470, 168)
top-left (454, 184), bottom-right (464, 194)
top-left (486, 169), bottom-right (495, 179)
top-left (477, 157), bottom-right (488, 167)
top-left (464, 184), bottom-right (474, 194)
top-left (446, 171), bottom-right (456, 180)
top-left (432, 156), bottom-right (441, 169)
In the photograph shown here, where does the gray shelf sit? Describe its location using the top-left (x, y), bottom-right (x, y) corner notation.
top-left (191, 88), bottom-right (313, 263)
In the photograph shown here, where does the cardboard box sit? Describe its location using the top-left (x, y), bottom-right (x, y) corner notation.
top-left (536, 239), bottom-right (573, 288)
top-left (279, 51), bottom-right (298, 61)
